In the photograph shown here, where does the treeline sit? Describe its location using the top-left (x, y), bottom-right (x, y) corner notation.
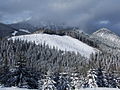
top-left (34, 29), bottom-right (98, 48)
top-left (35, 29), bottom-right (120, 54)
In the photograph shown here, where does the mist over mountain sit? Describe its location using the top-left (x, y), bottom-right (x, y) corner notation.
top-left (0, 0), bottom-right (120, 35)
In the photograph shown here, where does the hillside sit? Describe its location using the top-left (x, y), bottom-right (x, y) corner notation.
top-left (9, 22), bottom-right (37, 32)
top-left (9, 33), bottom-right (98, 58)
top-left (0, 23), bottom-right (30, 38)
top-left (0, 23), bottom-right (17, 38)
top-left (90, 28), bottom-right (120, 49)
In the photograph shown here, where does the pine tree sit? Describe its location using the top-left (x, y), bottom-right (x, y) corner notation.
top-left (0, 53), bottom-right (39, 89)
top-left (40, 76), bottom-right (56, 90)
top-left (96, 68), bottom-right (106, 87)
top-left (83, 68), bottom-right (108, 88)
top-left (105, 73), bottom-right (118, 88)
top-left (83, 69), bottom-right (98, 88)
top-left (53, 73), bottom-right (71, 90)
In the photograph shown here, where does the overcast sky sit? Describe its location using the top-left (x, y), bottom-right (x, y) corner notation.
top-left (0, 0), bottom-right (120, 34)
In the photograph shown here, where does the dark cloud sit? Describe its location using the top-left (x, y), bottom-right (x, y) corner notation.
top-left (0, 0), bottom-right (120, 34)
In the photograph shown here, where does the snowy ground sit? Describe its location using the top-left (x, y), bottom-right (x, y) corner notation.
top-left (0, 87), bottom-right (36, 90)
top-left (0, 87), bottom-right (119, 90)
top-left (9, 33), bottom-right (99, 58)
top-left (79, 88), bottom-right (120, 90)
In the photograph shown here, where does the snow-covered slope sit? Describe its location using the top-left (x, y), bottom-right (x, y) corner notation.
top-left (0, 87), bottom-right (35, 90)
top-left (92, 28), bottom-right (120, 42)
top-left (90, 28), bottom-right (120, 48)
top-left (11, 29), bottom-right (30, 36)
top-left (19, 29), bottom-right (30, 33)
top-left (0, 87), bottom-right (119, 90)
top-left (10, 33), bottom-right (98, 58)
top-left (79, 88), bottom-right (120, 90)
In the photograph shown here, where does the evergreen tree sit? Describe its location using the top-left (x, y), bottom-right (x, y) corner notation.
top-left (83, 69), bottom-right (98, 88)
top-left (0, 53), bottom-right (39, 89)
top-left (105, 73), bottom-right (118, 88)
top-left (83, 68), bottom-right (108, 88)
top-left (96, 68), bottom-right (106, 87)
top-left (39, 76), bottom-right (56, 90)
top-left (53, 73), bottom-right (71, 90)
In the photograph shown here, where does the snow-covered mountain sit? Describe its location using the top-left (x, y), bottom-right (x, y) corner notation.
top-left (9, 33), bottom-right (99, 58)
top-left (90, 28), bottom-right (120, 48)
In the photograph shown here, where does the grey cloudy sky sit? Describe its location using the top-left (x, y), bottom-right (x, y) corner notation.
top-left (0, 0), bottom-right (120, 34)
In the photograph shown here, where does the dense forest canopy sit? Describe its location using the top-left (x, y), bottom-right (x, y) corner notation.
top-left (0, 38), bottom-right (120, 89)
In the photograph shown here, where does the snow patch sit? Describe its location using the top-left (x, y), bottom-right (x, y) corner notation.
top-left (79, 88), bottom-right (120, 90)
top-left (12, 31), bottom-right (18, 36)
top-left (19, 29), bottom-right (30, 33)
top-left (0, 87), bottom-right (36, 90)
top-left (0, 87), bottom-right (119, 90)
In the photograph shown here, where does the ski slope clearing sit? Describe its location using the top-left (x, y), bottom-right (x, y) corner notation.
top-left (10, 33), bottom-right (98, 58)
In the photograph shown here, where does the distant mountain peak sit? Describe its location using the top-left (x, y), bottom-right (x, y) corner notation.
top-left (98, 28), bottom-right (110, 31)
top-left (91, 28), bottom-right (120, 48)
top-left (92, 28), bottom-right (118, 38)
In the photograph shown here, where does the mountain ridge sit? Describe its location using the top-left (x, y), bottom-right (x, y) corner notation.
top-left (0, 22), bottom-right (32, 38)
top-left (90, 28), bottom-right (120, 49)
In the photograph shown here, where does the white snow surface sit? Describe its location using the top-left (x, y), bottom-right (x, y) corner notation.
top-left (12, 31), bottom-right (18, 36)
top-left (9, 33), bottom-right (98, 58)
top-left (19, 29), bottom-right (31, 33)
top-left (92, 28), bottom-right (120, 43)
top-left (79, 88), bottom-right (120, 90)
top-left (0, 87), bottom-right (119, 90)
top-left (0, 87), bottom-right (36, 90)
